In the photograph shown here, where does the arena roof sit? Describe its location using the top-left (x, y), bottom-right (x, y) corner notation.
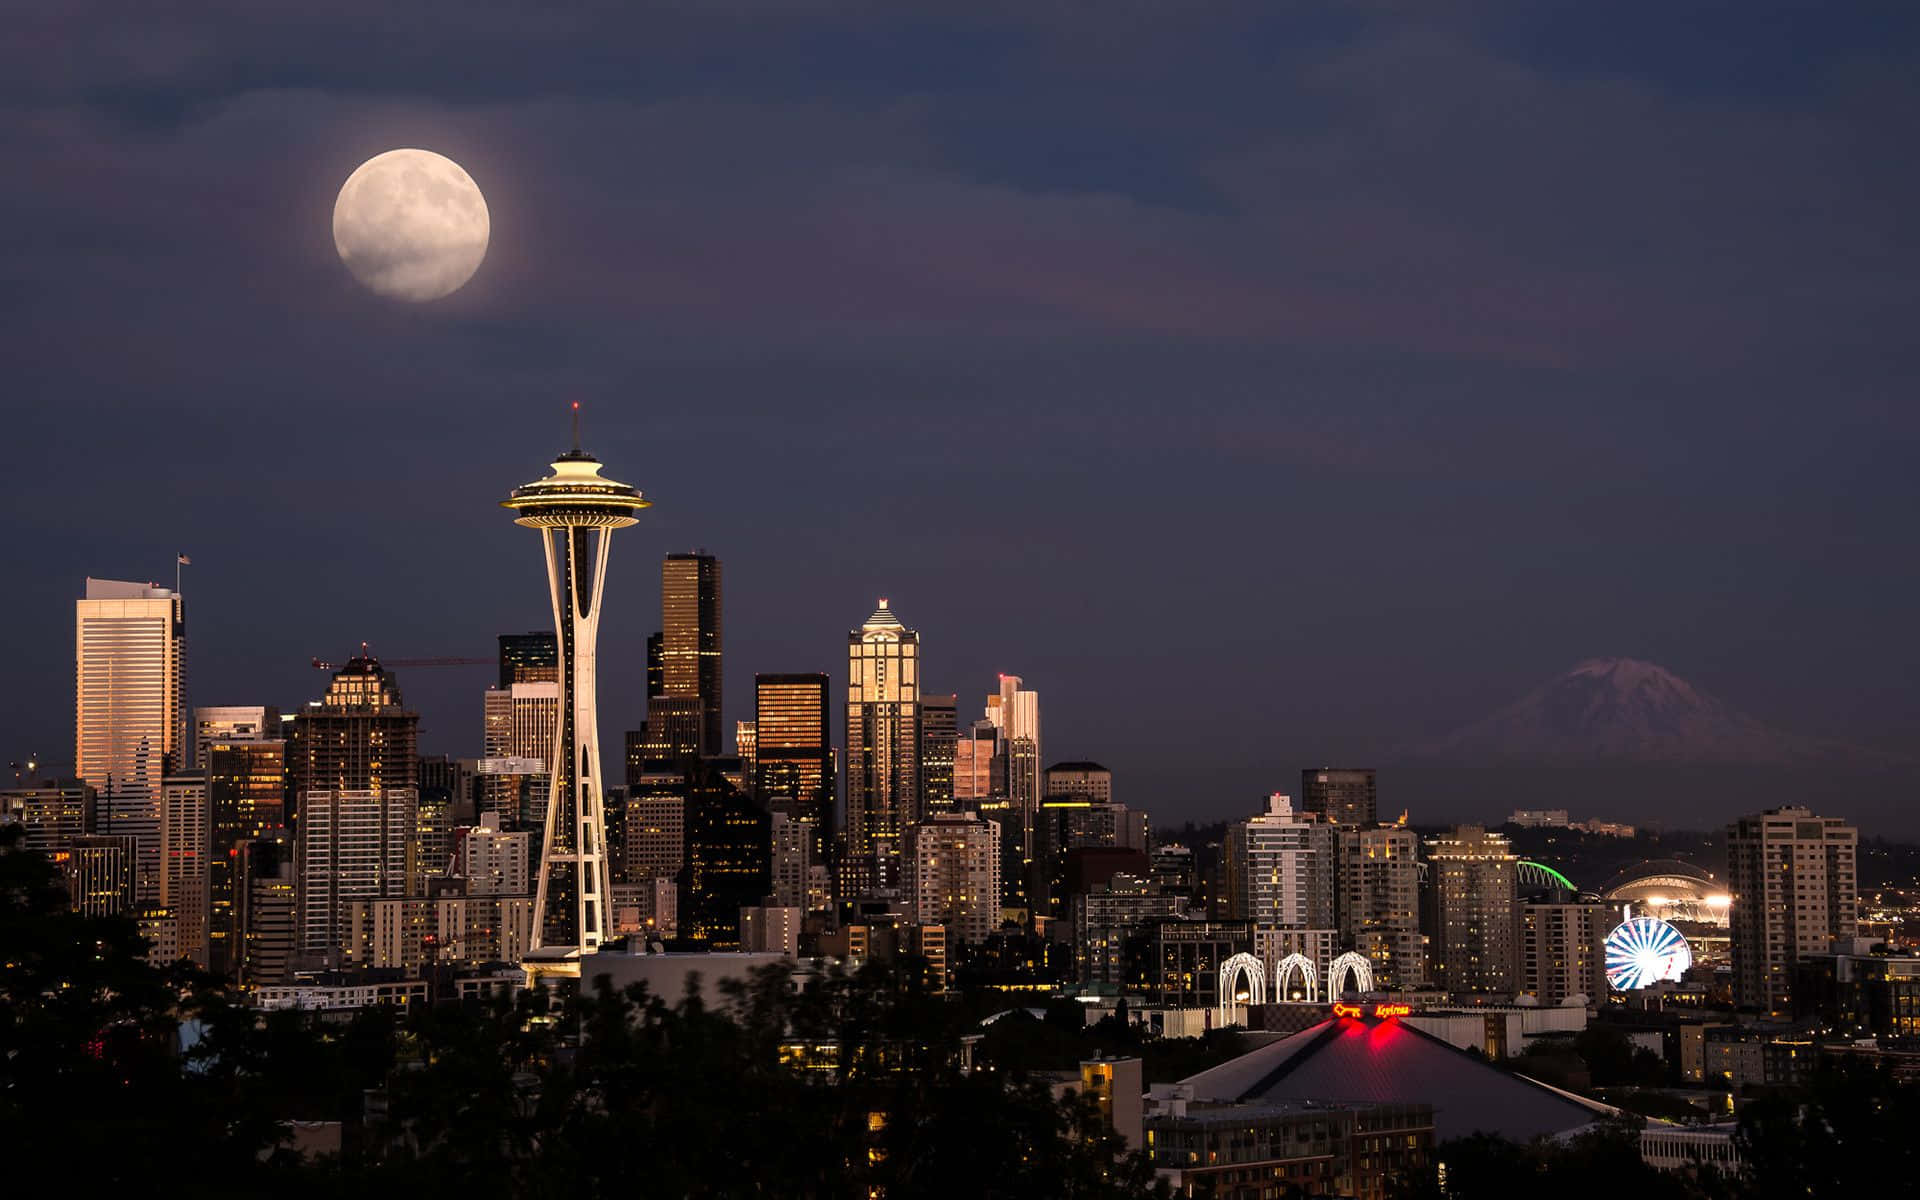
top-left (1601, 858), bottom-right (1720, 898)
top-left (1179, 1015), bottom-right (1614, 1142)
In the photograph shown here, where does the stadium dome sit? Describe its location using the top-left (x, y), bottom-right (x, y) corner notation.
top-left (1601, 859), bottom-right (1730, 927)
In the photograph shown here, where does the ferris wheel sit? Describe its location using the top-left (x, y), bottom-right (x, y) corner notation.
top-left (1604, 916), bottom-right (1692, 991)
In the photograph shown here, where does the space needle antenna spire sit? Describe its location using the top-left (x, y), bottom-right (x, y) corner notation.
top-left (571, 400), bottom-right (582, 454)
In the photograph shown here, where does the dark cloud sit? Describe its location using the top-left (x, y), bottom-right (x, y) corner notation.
top-left (4, 4), bottom-right (1919, 830)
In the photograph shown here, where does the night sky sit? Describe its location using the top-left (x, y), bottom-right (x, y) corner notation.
top-left (8, 5), bottom-right (1920, 831)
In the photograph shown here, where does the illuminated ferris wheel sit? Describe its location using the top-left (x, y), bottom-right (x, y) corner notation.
top-left (1604, 916), bottom-right (1692, 991)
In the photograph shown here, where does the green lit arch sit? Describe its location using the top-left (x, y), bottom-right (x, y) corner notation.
top-left (1518, 860), bottom-right (1576, 891)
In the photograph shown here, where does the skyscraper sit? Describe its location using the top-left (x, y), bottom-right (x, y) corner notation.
top-left (502, 428), bottom-right (649, 964)
top-left (661, 552), bottom-right (723, 756)
top-left (1424, 826), bottom-right (1520, 996)
top-left (288, 656), bottom-right (420, 805)
top-left (160, 772), bottom-right (210, 966)
top-left (192, 705), bottom-right (280, 769)
top-left (755, 672), bottom-right (832, 852)
top-left (298, 789), bottom-right (415, 958)
top-left (1728, 806), bottom-right (1859, 1014)
top-left (919, 694), bottom-right (958, 817)
top-left (1301, 768), bottom-right (1377, 826)
top-left (845, 599), bottom-right (920, 894)
top-left (204, 735), bottom-right (285, 976)
top-left (498, 631), bottom-right (558, 687)
top-left (236, 828), bottom-right (296, 988)
top-left (953, 718), bottom-right (1001, 805)
top-left (680, 763), bottom-right (771, 949)
top-left (76, 578), bottom-right (185, 901)
top-left (987, 675), bottom-right (1042, 865)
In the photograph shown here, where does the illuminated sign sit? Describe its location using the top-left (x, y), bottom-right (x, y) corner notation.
top-left (1332, 1002), bottom-right (1410, 1019)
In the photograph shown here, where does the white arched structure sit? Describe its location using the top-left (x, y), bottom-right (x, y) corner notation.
top-left (1218, 952), bottom-right (1267, 1025)
top-left (1326, 951), bottom-right (1374, 998)
top-left (1273, 953), bottom-right (1319, 1002)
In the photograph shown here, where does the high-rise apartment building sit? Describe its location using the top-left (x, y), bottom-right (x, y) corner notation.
top-left (298, 789), bottom-right (416, 958)
top-left (498, 631), bottom-right (558, 686)
top-left (1521, 898), bottom-right (1610, 1006)
top-left (1424, 826), bottom-right (1520, 996)
top-left (204, 737), bottom-right (285, 977)
top-left (910, 812), bottom-right (1003, 947)
top-left (661, 552), bottom-right (723, 756)
top-left (769, 810), bottom-right (813, 910)
top-left (1221, 794), bottom-right (1337, 929)
top-left (920, 694), bottom-right (958, 817)
top-left (845, 600), bottom-right (920, 894)
top-left (1301, 769), bottom-right (1377, 826)
top-left (503, 437), bottom-right (650, 962)
top-left (1728, 806), bottom-right (1859, 1015)
top-left (755, 672), bottom-right (832, 853)
top-left (160, 773), bottom-right (210, 967)
top-left (1334, 825), bottom-right (1424, 988)
top-left (77, 578), bottom-right (185, 901)
top-left (454, 814), bottom-right (531, 896)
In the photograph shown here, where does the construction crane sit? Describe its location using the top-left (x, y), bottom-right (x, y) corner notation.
top-left (310, 642), bottom-right (493, 671)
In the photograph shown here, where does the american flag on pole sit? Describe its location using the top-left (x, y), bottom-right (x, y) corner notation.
top-left (177, 554), bottom-right (191, 565)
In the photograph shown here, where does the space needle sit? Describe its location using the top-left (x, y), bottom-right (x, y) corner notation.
top-left (502, 404), bottom-right (649, 976)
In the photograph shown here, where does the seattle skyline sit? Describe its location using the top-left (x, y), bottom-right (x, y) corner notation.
top-left (7, 6), bottom-right (1920, 833)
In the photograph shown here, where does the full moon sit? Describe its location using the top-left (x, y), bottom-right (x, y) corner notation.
top-left (332, 149), bottom-right (489, 302)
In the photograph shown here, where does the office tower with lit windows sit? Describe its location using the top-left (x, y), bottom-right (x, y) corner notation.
top-left (1521, 897), bottom-right (1609, 1005)
top-left (204, 736), bottom-right (285, 976)
top-left (1, 780), bottom-right (92, 855)
top-left (1044, 761), bottom-right (1112, 806)
top-left (953, 718), bottom-right (1001, 804)
top-left (639, 697), bottom-right (705, 762)
top-left (1728, 806), bottom-right (1859, 1014)
top-left (1424, 826), bottom-right (1520, 996)
top-left (237, 829), bottom-right (296, 987)
top-left (845, 600), bottom-right (920, 894)
top-left (909, 811), bottom-right (1002, 947)
top-left (755, 672), bottom-right (833, 851)
top-left (58, 834), bottom-right (137, 917)
top-left (1302, 768), bottom-right (1377, 826)
top-left (736, 720), bottom-right (756, 773)
top-left (288, 655), bottom-right (420, 812)
top-left (919, 694), bottom-right (957, 816)
top-left (498, 632), bottom-right (558, 686)
top-left (160, 773), bottom-right (210, 967)
top-left (660, 552), bottom-right (723, 756)
top-left (192, 706), bottom-right (280, 769)
top-left (502, 430), bottom-right (650, 964)
top-left (77, 578), bottom-right (185, 901)
top-left (680, 763), bottom-right (771, 949)
top-left (623, 767), bottom-right (687, 885)
top-left (417, 754), bottom-right (476, 883)
top-left (1221, 794), bottom-right (1337, 929)
top-left (1334, 825), bottom-right (1424, 988)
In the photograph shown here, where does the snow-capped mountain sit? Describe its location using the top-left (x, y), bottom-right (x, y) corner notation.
top-left (1400, 658), bottom-right (1895, 766)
